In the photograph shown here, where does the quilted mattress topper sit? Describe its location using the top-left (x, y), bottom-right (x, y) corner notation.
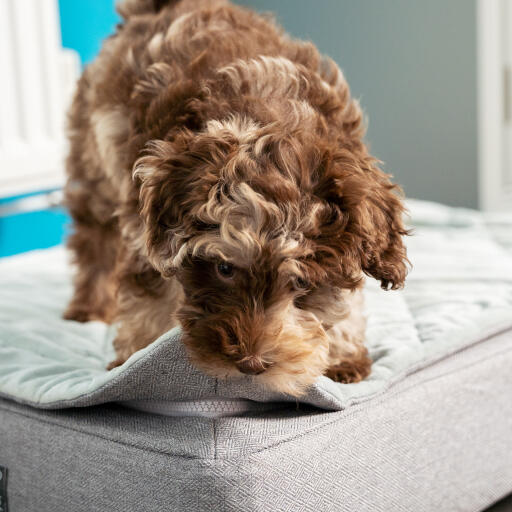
top-left (0, 199), bottom-right (511, 415)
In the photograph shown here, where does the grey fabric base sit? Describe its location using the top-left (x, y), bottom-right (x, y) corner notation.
top-left (1, 329), bottom-right (511, 512)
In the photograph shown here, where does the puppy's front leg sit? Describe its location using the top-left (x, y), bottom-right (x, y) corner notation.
top-left (64, 219), bottom-right (119, 324)
top-left (324, 348), bottom-right (372, 384)
top-left (323, 291), bottom-right (372, 384)
top-left (106, 263), bottom-right (183, 370)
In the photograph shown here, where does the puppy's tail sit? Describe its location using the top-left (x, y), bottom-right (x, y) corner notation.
top-left (116, 0), bottom-right (182, 19)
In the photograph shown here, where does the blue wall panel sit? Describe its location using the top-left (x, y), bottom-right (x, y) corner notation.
top-left (58, 0), bottom-right (119, 65)
top-left (0, 208), bottom-right (71, 258)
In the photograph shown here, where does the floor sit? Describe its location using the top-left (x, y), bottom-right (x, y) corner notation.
top-left (487, 495), bottom-right (512, 511)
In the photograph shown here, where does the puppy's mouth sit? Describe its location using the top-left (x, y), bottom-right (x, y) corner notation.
top-left (180, 307), bottom-right (331, 396)
top-left (186, 345), bottom-right (327, 396)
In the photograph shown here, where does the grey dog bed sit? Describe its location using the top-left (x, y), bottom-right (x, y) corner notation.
top-left (1, 199), bottom-right (512, 511)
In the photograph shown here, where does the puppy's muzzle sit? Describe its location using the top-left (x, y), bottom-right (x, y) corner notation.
top-left (236, 356), bottom-right (271, 375)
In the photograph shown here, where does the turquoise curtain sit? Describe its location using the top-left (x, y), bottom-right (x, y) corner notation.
top-left (59, 0), bottom-right (119, 65)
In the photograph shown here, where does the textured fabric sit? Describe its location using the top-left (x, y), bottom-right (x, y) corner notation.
top-left (1, 329), bottom-right (511, 512)
top-left (122, 397), bottom-right (285, 418)
top-left (1, 199), bottom-right (512, 414)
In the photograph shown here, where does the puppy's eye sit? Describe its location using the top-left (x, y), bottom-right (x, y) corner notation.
top-left (217, 261), bottom-right (235, 278)
top-left (293, 277), bottom-right (310, 291)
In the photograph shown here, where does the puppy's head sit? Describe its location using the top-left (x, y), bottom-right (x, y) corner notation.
top-left (134, 61), bottom-right (408, 395)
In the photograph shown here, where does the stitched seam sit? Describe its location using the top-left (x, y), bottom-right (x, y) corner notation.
top-left (213, 419), bottom-right (217, 460)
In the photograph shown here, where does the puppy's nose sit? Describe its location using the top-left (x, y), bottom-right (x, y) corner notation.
top-left (236, 357), bottom-right (269, 375)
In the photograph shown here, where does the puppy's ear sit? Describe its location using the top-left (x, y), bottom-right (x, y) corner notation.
top-left (315, 150), bottom-right (409, 290)
top-left (134, 138), bottom-right (201, 276)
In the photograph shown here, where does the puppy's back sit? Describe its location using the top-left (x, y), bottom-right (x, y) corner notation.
top-left (66, 0), bottom-right (295, 192)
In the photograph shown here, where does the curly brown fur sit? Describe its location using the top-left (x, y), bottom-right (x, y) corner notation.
top-left (64, 0), bottom-right (409, 396)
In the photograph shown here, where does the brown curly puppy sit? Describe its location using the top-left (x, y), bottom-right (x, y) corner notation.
top-left (64, 0), bottom-right (408, 395)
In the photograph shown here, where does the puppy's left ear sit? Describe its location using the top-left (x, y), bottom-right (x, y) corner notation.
top-left (134, 137), bottom-right (199, 276)
top-left (316, 152), bottom-right (410, 290)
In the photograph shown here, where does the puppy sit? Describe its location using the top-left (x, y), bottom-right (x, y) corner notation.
top-left (64, 0), bottom-right (408, 396)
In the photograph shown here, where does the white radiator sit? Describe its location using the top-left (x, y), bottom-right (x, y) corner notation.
top-left (0, 0), bottom-right (80, 198)
top-left (478, 0), bottom-right (512, 211)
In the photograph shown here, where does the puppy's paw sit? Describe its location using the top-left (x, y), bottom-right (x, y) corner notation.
top-left (324, 359), bottom-right (371, 384)
top-left (107, 334), bottom-right (135, 370)
top-left (106, 357), bottom-right (127, 371)
top-left (63, 307), bottom-right (91, 323)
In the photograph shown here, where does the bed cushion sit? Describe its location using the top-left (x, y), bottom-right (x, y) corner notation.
top-left (0, 200), bottom-right (511, 415)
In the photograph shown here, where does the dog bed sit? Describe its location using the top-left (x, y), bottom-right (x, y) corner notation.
top-left (1, 199), bottom-right (511, 511)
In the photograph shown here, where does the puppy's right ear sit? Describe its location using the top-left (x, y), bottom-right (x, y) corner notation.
top-left (134, 138), bottom-right (196, 277)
